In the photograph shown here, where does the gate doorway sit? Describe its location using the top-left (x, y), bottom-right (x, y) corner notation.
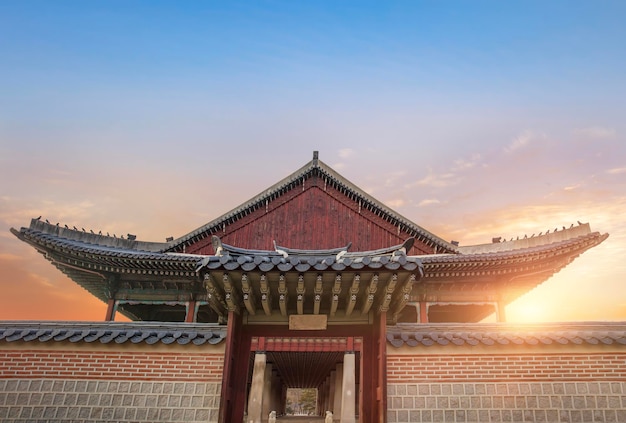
top-left (219, 318), bottom-right (387, 423)
top-left (245, 337), bottom-right (361, 421)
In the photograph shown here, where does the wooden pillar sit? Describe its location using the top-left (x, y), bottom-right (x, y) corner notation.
top-left (185, 300), bottom-right (197, 322)
top-left (104, 275), bottom-right (118, 321)
top-left (328, 370), bottom-right (337, 414)
top-left (355, 381), bottom-right (360, 419)
top-left (104, 299), bottom-right (116, 321)
top-left (317, 381), bottom-right (324, 415)
top-left (248, 352), bottom-right (267, 423)
top-left (281, 383), bottom-right (287, 416)
top-left (333, 363), bottom-right (344, 420)
top-left (375, 311), bottom-right (388, 423)
top-left (419, 301), bottom-right (428, 323)
top-left (271, 370), bottom-right (280, 415)
top-left (261, 362), bottom-right (274, 421)
top-left (218, 311), bottom-right (241, 423)
top-left (341, 352), bottom-right (356, 423)
top-left (321, 377), bottom-right (330, 415)
top-left (496, 301), bottom-right (506, 322)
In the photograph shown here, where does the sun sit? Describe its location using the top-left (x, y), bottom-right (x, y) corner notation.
top-left (506, 301), bottom-right (551, 323)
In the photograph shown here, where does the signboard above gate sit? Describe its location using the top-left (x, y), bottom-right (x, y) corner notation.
top-left (289, 314), bottom-right (328, 330)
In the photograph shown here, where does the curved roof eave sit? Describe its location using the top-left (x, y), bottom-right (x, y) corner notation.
top-left (417, 231), bottom-right (608, 265)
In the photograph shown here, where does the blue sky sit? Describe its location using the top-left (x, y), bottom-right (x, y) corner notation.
top-left (1, 1), bottom-right (625, 321)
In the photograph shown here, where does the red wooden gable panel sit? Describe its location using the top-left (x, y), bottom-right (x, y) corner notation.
top-left (185, 176), bottom-right (434, 255)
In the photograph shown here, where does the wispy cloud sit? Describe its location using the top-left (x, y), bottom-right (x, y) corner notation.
top-left (574, 126), bottom-right (616, 139)
top-left (504, 130), bottom-right (543, 154)
top-left (332, 148), bottom-right (355, 171)
top-left (338, 148), bottom-right (354, 159)
top-left (451, 153), bottom-right (482, 172)
top-left (411, 171), bottom-right (459, 188)
top-left (383, 170), bottom-right (407, 187)
top-left (0, 253), bottom-right (23, 261)
top-left (385, 198), bottom-right (406, 208)
top-left (606, 167), bottom-right (626, 175)
top-left (418, 199), bottom-right (441, 207)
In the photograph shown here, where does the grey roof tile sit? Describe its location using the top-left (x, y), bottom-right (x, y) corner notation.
top-left (193, 236), bottom-right (425, 273)
top-left (388, 322), bottom-right (626, 348)
top-left (0, 322), bottom-right (227, 346)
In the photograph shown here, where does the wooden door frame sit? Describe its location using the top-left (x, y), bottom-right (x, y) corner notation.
top-left (218, 320), bottom-right (387, 423)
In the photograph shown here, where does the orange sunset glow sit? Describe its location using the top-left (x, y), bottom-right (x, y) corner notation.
top-left (1, 2), bottom-right (625, 324)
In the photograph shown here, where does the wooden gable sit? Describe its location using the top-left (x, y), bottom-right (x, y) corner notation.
top-left (173, 153), bottom-right (456, 256)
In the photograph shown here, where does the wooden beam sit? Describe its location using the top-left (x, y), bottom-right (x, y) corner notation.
top-left (390, 274), bottom-right (415, 322)
top-left (378, 274), bottom-right (398, 314)
top-left (361, 274), bottom-right (378, 316)
top-left (345, 274), bottom-right (360, 317)
top-left (313, 274), bottom-right (323, 315)
top-left (330, 274), bottom-right (342, 316)
top-left (296, 274), bottom-right (305, 315)
top-left (222, 273), bottom-right (241, 314)
top-left (241, 274), bottom-right (256, 315)
top-left (259, 274), bottom-right (272, 316)
top-left (278, 274), bottom-right (288, 317)
top-left (204, 273), bottom-right (227, 317)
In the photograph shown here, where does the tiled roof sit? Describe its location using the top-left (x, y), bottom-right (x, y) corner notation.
top-left (387, 322), bottom-right (626, 347)
top-left (12, 226), bottom-right (195, 263)
top-left (456, 222), bottom-right (598, 254)
top-left (13, 224), bottom-right (424, 274)
top-left (13, 218), bottom-right (606, 277)
top-left (422, 225), bottom-right (607, 265)
top-left (16, 218), bottom-right (170, 252)
top-left (11, 226), bottom-right (199, 273)
top-left (196, 235), bottom-right (423, 273)
top-left (0, 321), bottom-right (227, 345)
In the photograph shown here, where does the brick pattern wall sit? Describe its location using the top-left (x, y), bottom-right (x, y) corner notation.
top-left (388, 353), bottom-right (626, 382)
top-left (0, 350), bottom-right (224, 422)
top-left (0, 351), bottom-right (223, 381)
top-left (387, 353), bottom-right (626, 423)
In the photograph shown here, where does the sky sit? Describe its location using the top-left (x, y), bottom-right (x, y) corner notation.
top-left (1, 1), bottom-right (625, 323)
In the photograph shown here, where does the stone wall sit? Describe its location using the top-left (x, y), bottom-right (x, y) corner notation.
top-left (387, 381), bottom-right (626, 423)
top-left (0, 340), bottom-right (225, 422)
top-left (0, 379), bottom-right (221, 422)
top-left (387, 347), bottom-right (626, 423)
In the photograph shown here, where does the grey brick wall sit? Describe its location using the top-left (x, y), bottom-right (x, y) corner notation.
top-left (0, 379), bottom-right (221, 422)
top-left (387, 382), bottom-right (626, 423)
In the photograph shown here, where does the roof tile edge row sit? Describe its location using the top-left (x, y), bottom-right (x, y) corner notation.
top-left (387, 322), bottom-right (626, 348)
top-left (0, 322), bottom-right (227, 346)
